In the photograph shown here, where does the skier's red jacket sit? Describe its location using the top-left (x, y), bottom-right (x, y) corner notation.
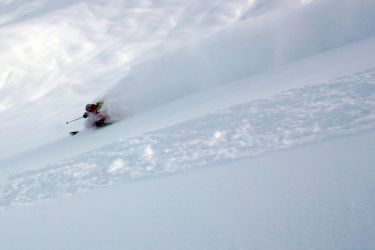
top-left (83, 102), bottom-right (107, 126)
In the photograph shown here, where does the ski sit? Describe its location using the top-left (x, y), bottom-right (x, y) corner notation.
top-left (69, 131), bottom-right (79, 136)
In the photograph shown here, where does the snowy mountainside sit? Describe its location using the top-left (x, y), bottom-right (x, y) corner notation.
top-left (2, 35), bottom-right (375, 177)
top-left (0, 1), bottom-right (375, 249)
top-left (1, 0), bottom-right (375, 158)
top-left (1, 62), bottom-right (375, 248)
top-left (2, 66), bottom-right (375, 208)
top-left (0, 0), bottom-right (259, 156)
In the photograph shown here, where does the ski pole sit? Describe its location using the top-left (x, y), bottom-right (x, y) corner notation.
top-left (66, 117), bottom-right (83, 124)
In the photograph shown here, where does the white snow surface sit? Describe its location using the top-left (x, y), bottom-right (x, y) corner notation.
top-left (0, 0), bottom-right (375, 249)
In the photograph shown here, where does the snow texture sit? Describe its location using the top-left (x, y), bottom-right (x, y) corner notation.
top-left (1, 68), bottom-right (375, 208)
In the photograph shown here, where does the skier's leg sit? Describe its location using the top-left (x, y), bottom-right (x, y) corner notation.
top-left (95, 119), bottom-right (105, 127)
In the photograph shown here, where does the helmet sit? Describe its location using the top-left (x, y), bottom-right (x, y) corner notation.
top-left (86, 103), bottom-right (97, 112)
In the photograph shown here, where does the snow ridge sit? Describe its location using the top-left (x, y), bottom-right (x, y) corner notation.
top-left (1, 68), bottom-right (375, 209)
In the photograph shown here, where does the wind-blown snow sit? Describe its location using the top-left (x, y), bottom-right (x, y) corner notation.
top-left (103, 0), bottom-right (375, 115)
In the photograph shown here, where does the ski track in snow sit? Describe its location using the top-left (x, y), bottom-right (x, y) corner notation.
top-left (1, 68), bottom-right (375, 209)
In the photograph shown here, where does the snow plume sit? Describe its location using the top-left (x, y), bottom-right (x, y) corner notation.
top-left (103, 0), bottom-right (375, 118)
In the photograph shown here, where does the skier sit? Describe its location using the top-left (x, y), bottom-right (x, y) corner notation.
top-left (83, 101), bottom-right (108, 128)
top-left (67, 101), bottom-right (111, 135)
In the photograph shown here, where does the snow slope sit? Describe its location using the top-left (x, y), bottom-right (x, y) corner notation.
top-left (1, 0), bottom-right (375, 158)
top-left (1, 131), bottom-right (375, 250)
top-left (0, 39), bottom-right (375, 249)
top-left (1, 36), bottom-right (375, 177)
top-left (1, 0), bottom-right (375, 249)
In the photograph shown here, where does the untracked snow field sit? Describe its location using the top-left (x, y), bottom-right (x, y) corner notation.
top-left (1, 0), bottom-right (375, 249)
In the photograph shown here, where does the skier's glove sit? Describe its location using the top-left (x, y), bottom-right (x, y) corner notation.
top-left (83, 112), bottom-right (88, 118)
